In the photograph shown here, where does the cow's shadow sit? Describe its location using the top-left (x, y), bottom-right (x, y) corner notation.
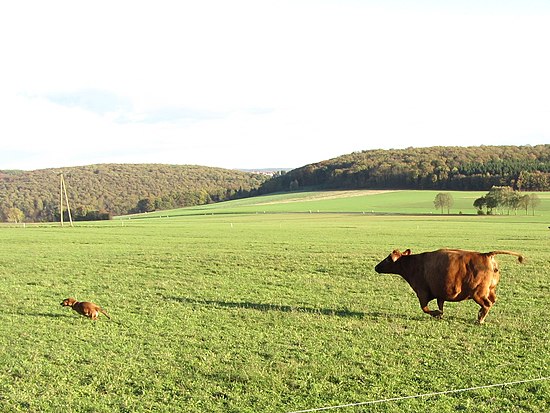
top-left (164, 295), bottom-right (419, 321)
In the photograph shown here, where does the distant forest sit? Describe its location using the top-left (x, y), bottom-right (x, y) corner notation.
top-left (1, 145), bottom-right (549, 223)
top-left (259, 145), bottom-right (550, 194)
top-left (0, 164), bottom-right (268, 222)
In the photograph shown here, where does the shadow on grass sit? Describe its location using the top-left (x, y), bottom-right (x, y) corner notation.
top-left (24, 312), bottom-right (75, 319)
top-left (18, 311), bottom-right (114, 321)
top-left (163, 295), bottom-right (421, 321)
top-left (163, 295), bottom-right (484, 324)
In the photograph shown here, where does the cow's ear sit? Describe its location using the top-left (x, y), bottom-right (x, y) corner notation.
top-left (391, 249), bottom-right (401, 262)
top-left (402, 249), bottom-right (411, 256)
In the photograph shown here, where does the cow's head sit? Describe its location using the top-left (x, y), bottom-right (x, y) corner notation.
top-left (374, 249), bottom-right (411, 274)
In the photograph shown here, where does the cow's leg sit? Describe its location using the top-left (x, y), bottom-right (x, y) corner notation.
top-left (437, 298), bottom-right (445, 317)
top-left (488, 289), bottom-right (497, 304)
top-left (418, 294), bottom-right (442, 318)
top-left (473, 295), bottom-right (493, 324)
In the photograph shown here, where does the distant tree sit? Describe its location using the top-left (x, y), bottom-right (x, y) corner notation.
top-left (490, 186), bottom-right (516, 214)
top-left (72, 207), bottom-right (111, 221)
top-left (473, 196), bottom-right (486, 215)
top-left (137, 198), bottom-right (156, 213)
top-left (529, 193), bottom-right (541, 216)
top-left (517, 171), bottom-right (550, 191)
top-left (74, 205), bottom-right (89, 218)
top-left (85, 210), bottom-right (112, 221)
top-left (6, 207), bottom-right (24, 223)
top-left (506, 191), bottom-right (522, 215)
top-left (484, 192), bottom-right (498, 214)
top-left (289, 179), bottom-right (300, 191)
top-left (518, 194), bottom-right (531, 215)
top-left (474, 187), bottom-right (542, 216)
top-left (433, 193), bottom-right (454, 214)
top-left (487, 186), bottom-right (510, 214)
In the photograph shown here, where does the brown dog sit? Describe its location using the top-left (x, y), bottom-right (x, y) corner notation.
top-left (61, 297), bottom-right (110, 320)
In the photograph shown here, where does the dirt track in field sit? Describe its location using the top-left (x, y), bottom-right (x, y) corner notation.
top-left (255, 190), bottom-right (394, 205)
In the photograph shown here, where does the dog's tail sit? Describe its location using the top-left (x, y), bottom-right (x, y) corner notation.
top-left (100, 308), bottom-right (111, 319)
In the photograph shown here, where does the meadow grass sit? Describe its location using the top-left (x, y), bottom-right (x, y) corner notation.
top-left (132, 189), bottom-right (550, 218)
top-left (0, 193), bottom-right (548, 412)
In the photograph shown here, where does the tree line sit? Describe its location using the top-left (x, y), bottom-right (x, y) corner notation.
top-left (259, 145), bottom-right (550, 193)
top-left (473, 186), bottom-right (541, 215)
top-left (432, 188), bottom-right (541, 215)
top-left (2, 145), bottom-right (549, 222)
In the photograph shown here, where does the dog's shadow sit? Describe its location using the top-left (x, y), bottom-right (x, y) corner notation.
top-left (24, 312), bottom-right (75, 319)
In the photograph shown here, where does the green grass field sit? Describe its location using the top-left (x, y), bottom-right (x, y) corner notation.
top-left (0, 191), bottom-right (548, 412)
top-left (128, 189), bottom-right (550, 218)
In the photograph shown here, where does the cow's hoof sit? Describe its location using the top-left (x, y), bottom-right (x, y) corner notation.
top-left (430, 310), bottom-right (443, 319)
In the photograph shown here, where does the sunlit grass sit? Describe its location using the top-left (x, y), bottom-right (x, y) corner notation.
top-left (125, 189), bottom-right (550, 218)
top-left (0, 197), bottom-right (548, 412)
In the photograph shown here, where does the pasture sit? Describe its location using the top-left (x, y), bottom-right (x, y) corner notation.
top-left (134, 189), bottom-right (550, 217)
top-left (0, 190), bottom-right (548, 412)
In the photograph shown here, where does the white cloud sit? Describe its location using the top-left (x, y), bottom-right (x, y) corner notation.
top-left (1, 1), bottom-right (549, 170)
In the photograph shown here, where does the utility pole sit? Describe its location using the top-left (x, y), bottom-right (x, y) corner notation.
top-left (59, 173), bottom-right (73, 227)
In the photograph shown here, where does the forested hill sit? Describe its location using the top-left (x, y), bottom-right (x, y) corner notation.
top-left (259, 145), bottom-right (550, 193)
top-left (2, 145), bottom-right (549, 223)
top-left (0, 164), bottom-right (268, 222)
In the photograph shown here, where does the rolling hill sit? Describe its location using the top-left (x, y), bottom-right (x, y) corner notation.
top-left (2, 145), bottom-right (549, 223)
top-left (0, 164), bottom-right (268, 222)
top-left (259, 145), bottom-right (550, 194)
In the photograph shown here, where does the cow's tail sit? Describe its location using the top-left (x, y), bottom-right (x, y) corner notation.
top-left (489, 251), bottom-right (524, 263)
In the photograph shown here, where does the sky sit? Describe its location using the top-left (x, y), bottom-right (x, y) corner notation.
top-left (1, 0), bottom-right (549, 171)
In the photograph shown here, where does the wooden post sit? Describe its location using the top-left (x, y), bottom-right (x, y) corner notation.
top-left (60, 174), bottom-right (64, 227)
top-left (62, 175), bottom-right (73, 227)
top-left (60, 174), bottom-right (74, 227)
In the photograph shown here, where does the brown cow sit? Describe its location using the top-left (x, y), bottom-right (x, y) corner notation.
top-left (374, 248), bottom-right (524, 323)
